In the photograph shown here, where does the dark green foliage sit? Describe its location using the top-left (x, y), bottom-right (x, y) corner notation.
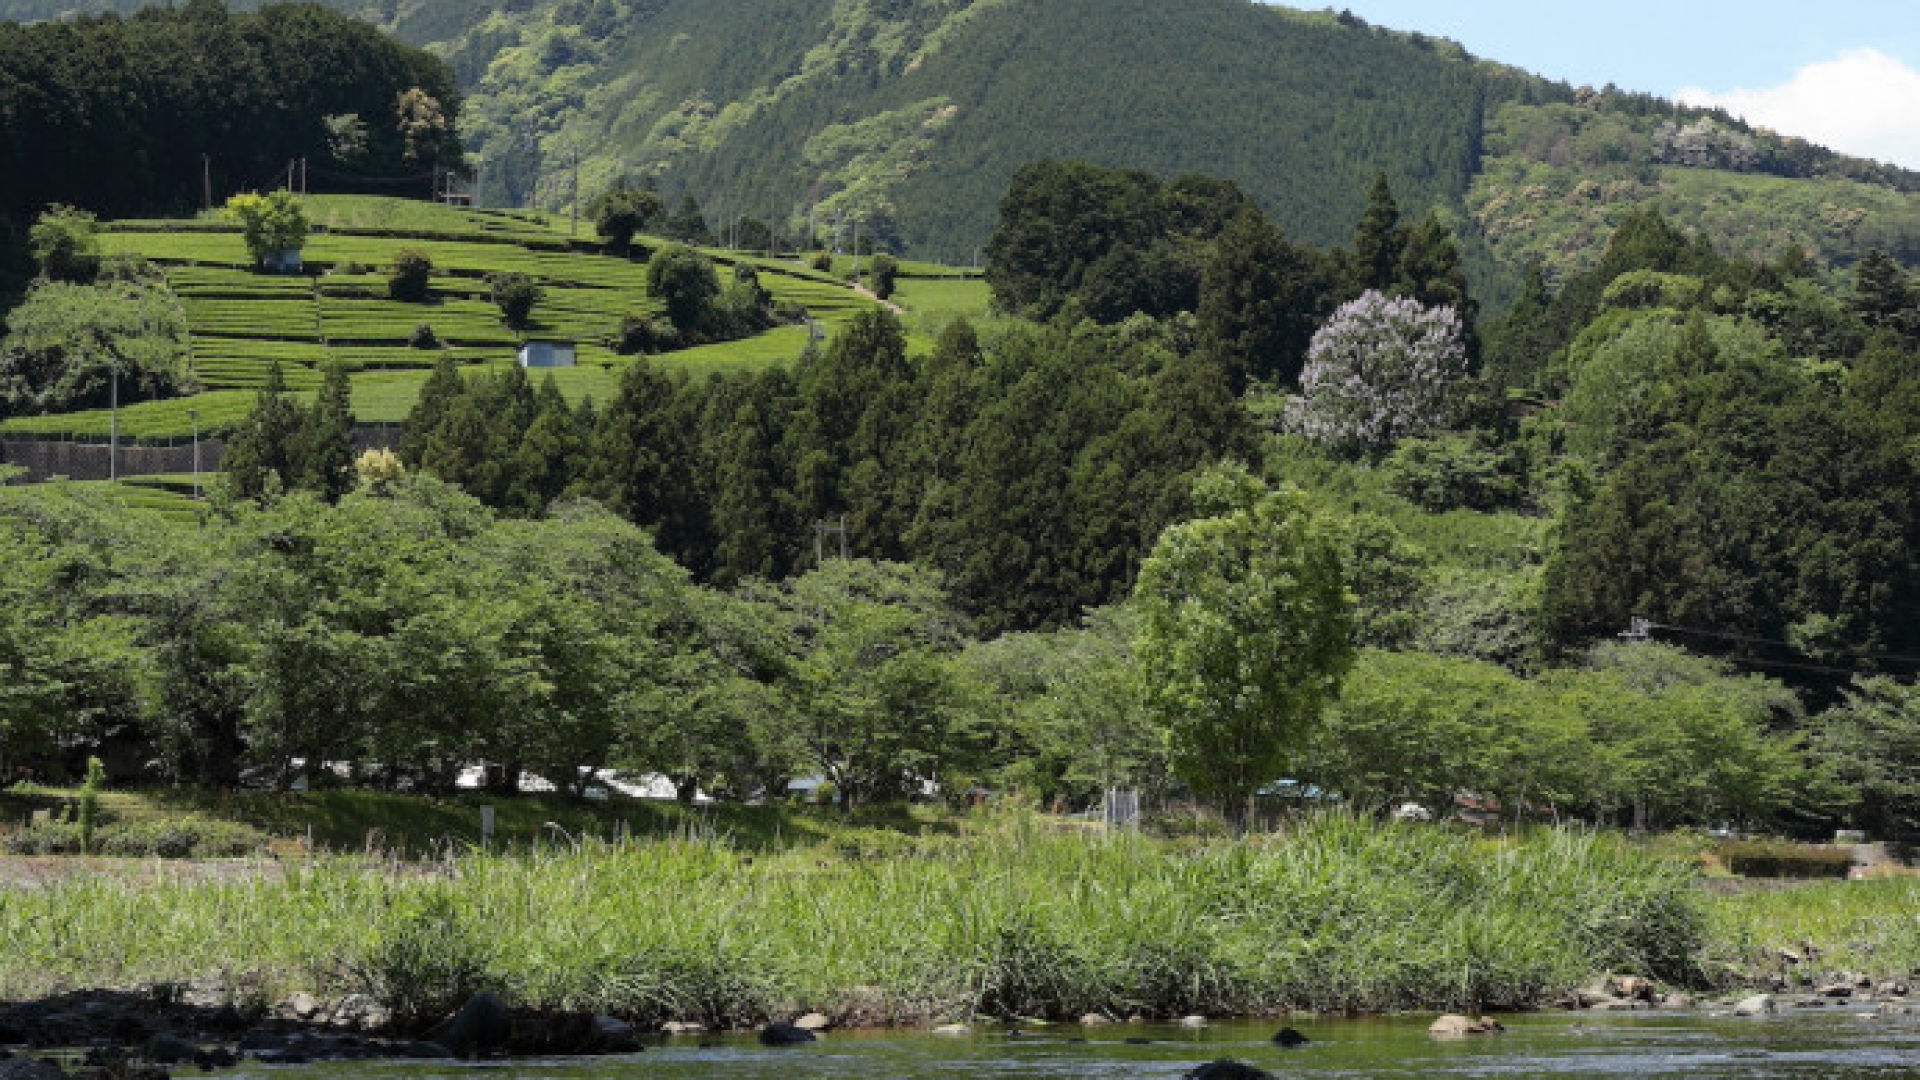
top-left (0, 3), bottom-right (461, 225)
top-left (1850, 249), bottom-right (1918, 343)
top-left (646, 244), bottom-right (720, 333)
top-left (409, 322), bottom-right (439, 349)
top-left (1196, 207), bottom-right (1330, 390)
top-left (219, 362), bottom-right (305, 500)
top-left (302, 362), bottom-right (357, 502)
top-left (1384, 434), bottom-right (1526, 512)
top-left (1354, 174), bottom-right (1407, 293)
top-left (588, 176), bottom-right (663, 252)
top-left (388, 249), bottom-right (434, 302)
top-left (488, 272), bottom-right (543, 329)
top-left (1717, 840), bottom-right (1855, 879)
top-left (28, 205), bottom-right (100, 284)
top-left (867, 253), bottom-right (898, 301)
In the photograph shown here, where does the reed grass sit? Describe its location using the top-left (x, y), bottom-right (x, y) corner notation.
top-left (0, 815), bottom-right (1703, 1026)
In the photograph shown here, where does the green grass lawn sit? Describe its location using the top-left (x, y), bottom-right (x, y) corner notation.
top-left (892, 276), bottom-right (992, 319)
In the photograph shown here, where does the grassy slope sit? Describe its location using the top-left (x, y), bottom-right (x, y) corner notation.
top-left (3, 196), bottom-right (878, 441)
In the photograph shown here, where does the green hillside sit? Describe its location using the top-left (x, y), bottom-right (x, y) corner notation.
top-left (1, 195), bottom-right (883, 437)
top-left (10, 0), bottom-right (1920, 309)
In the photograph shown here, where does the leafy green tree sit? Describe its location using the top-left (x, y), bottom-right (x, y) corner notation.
top-left (220, 362), bottom-right (306, 500)
top-left (0, 278), bottom-right (186, 415)
top-left (302, 362), bottom-right (357, 502)
top-left (28, 205), bottom-right (100, 283)
top-left (225, 191), bottom-right (310, 269)
top-left (646, 243), bottom-right (720, 334)
top-left (1196, 207), bottom-right (1325, 391)
top-left (1813, 678), bottom-right (1920, 837)
top-left (1353, 173), bottom-right (1406, 293)
top-left (754, 559), bottom-right (967, 809)
top-left (1132, 464), bottom-right (1354, 824)
top-left (588, 176), bottom-right (662, 252)
top-left (487, 272), bottom-right (542, 330)
top-left (1849, 249), bottom-right (1917, 341)
top-left (866, 252), bottom-right (898, 300)
top-left (388, 249), bottom-right (433, 302)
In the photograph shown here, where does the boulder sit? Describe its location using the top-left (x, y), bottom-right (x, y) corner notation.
top-left (792, 1013), bottom-right (833, 1032)
top-left (1078, 1014), bottom-right (1112, 1027)
top-left (1659, 994), bottom-right (1696, 1010)
top-left (143, 1034), bottom-right (198, 1065)
top-left (1183, 1060), bottom-right (1273, 1080)
top-left (1428, 1015), bottom-right (1502, 1037)
top-left (1733, 994), bottom-right (1775, 1017)
top-left (431, 993), bottom-right (511, 1059)
top-left (1271, 1027), bottom-right (1309, 1047)
top-left (1177, 1015), bottom-right (1208, 1028)
top-left (660, 1021), bottom-right (704, 1036)
top-left (757, 1022), bottom-right (817, 1046)
top-left (1607, 975), bottom-right (1655, 1001)
top-left (1815, 983), bottom-right (1853, 998)
top-left (931, 1023), bottom-right (971, 1035)
top-left (0, 1061), bottom-right (65, 1080)
top-left (591, 1016), bottom-right (640, 1053)
top-left (283, 993), bottom-right (323, 1022)
top-left (392, 1040), bottom-right (455, 1059)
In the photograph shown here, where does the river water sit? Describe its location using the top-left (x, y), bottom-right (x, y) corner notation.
top-left (179, 1011), bottom-right (1920, 1077)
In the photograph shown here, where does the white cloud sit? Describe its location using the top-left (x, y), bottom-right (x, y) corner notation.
top-left (1676, 48), bottom-right (1920, 171)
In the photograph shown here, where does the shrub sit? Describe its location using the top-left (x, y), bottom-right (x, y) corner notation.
top-left (389, 249), bottom-right (434, 302)
top-left (1384, 434), bottom-right (1526, 512)
top-left (29, 204), bottom-right (100, 283)
top-left (409, 323), bottom-right (440, 349)
top-left (349, 894), bottom-right (495, 1030)
top-left (809, 251), bottom-right (833, 272)
top-left (615, 312), bottom-right (678, 355)
top-left (646, 244), bottom-right (720, 333)
top-left (488, 272), bottom-right (543, 330)
top-left (1, 817), bottom-right (271, 858)
top-left (1719, 840), bottom-right (1855, 879)
top-left (867, 253), bottom-right (898, 300)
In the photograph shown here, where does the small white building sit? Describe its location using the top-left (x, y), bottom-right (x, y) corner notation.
top-left (518, 342), bottom-right (577, 369)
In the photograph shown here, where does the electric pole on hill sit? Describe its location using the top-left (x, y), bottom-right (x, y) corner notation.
top-left (570, 149), bottom-right (580, 237)
top-left (813, 516), bottom-right (849, 566)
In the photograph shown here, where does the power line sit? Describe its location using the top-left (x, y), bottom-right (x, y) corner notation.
top-left (1640, 619), bottom-right (1920, 667)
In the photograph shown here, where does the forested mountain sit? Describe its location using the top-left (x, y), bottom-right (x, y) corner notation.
top-left (11, 0), bottom-right (1920, 308)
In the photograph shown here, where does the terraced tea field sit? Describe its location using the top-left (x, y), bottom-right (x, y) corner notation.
top-left (18, 195), bottom-right (895, 441)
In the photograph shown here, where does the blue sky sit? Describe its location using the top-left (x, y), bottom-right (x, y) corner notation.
top-left (1286, 2), bottom-right (1920, 169)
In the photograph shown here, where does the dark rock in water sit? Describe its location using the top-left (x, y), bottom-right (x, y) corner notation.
top-left (144, 1033), bottom-right (198, 1064)
top-left (237, 1030), bottom-right (285, 1052)
top-left (431, 993), bottom-right (511, 1059)
top-left (250, 1049), bottom-right (308, 1065)
top-left (393, 1041), bottom-right (455, 1059)
top-left (757, 1022), bottom-right (818, 1046)
top-left (1184, 1060), bottom-right (1274, 1080)
top-left (206, 1007), bottom-right (248, 1034)
top-left (1124, 1037), bottom-right (1154, 1045)
top-left (591, 1016), bottom-right (640, 1053)
top-left (193, 1046), bottom-right (237, 1069)
top-left (0, 1060), bottom-right (69, 1080)
top-left (1272, 1027), bottom-right (1309, 1047)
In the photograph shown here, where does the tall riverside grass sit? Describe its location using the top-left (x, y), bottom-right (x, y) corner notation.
top-left (0, 816), bottom-right (1701, 1023)
top-left (1705, 876), bottom-right (1920, 983)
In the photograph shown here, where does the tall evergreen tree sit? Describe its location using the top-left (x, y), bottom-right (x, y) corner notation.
top-left (301, 362), bottom-right (356, 502)
top-left (400, 357), bottom-right (464, 467)
top-left (1354, 173), bottom-right (1407, 293)
top-left (1197, 207), bottom-right (1324, 390)
top-left (220, 362), bottom-right (304, 500)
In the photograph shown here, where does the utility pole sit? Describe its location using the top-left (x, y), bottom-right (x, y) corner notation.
top-left (189, 408), bottom-right (200, 500)
top-left (812, 515), bottom-right (849, 565)
top-left (202, 153), bottom-right (212, 212)
top-left (570, 148), bottom-right (580, 237)
top-left (108, 358), bottom-right (119, 482)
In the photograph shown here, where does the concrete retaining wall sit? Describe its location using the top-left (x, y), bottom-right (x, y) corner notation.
top-left (2, 427), bottom-right (402, 485)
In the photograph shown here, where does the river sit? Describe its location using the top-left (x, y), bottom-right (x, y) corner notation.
top-left (200, 1010), bottom-right (1920, 1077)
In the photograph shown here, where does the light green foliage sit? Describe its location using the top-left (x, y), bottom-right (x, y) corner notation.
top-left (28, 204), bottom-right (101, 283)
top-left (78, 755), bottom-right (105, 854)
top-left (0, 277), bottom-right (187, 415)
top-left (752, 559), bottom-right (969, 809)
top-left (1133, 464), bottom-right (1354, 819)
top-left (1810, 678), bottom-right (1920, 836)
top-left (960, 606), bottom-right (1163, 807)
top-left (646, 243), bottom-right (720, 333)
top-left (224, 191), bottom-right (311, 268)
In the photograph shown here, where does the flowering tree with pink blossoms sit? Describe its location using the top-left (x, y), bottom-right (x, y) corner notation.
top-left (1290, 290), bottom-right (1467, 457)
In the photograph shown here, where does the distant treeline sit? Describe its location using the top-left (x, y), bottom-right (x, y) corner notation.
top-left (0, 0), bottom-right (461, 228)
